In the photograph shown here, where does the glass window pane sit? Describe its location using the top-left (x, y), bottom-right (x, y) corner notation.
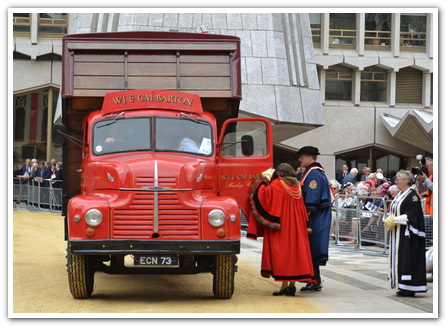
top-left (38, 13), bottom-right (67, 35)
top-left (361, 66), bottom-right (387, 101)
top-left (309, 13), bottom-right (321, 45)
top-left (93, 117), bottom-right (151, 155)
top-left (13, 13), bottom-right (31, 33)
top-left (338, 72), bottom-right (352, 79)
top-left (326, 65), bottom-right (353, 101)
top-left (329, 13), bottom-right (356, 46)
top-left (155, 117), bottom-right (213, 156)
top-left (365, 13), bottom-right (391, 45)
top-left (221, 121), bottom-right (267, 158)
top-left (400, 13), bottom-right (427, 47)
top-left (325, 80), bottom-right (352, 100)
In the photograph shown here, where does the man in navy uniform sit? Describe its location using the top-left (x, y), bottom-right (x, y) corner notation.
top-left (297, 146), bottom-right (332, 291)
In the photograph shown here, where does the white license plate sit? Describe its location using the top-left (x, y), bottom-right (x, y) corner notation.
top-left (133, 255), bottom-right (179, 267)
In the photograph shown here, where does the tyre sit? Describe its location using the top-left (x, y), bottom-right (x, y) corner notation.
top-left (67, 252), bottom-right (94, 299)
top-left (212, 254), bottom-right (235, 299)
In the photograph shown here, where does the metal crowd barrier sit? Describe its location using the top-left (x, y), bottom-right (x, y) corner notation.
top-left (332, 193), bottom-right (433, 254)
top-left (13, 177), bottom-right (62, 212)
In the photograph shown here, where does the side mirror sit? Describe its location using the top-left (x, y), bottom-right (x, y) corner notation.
top-left (52, 124), bottom-right (66, 145)
top-left (241, 135), bottom-right (254, 156)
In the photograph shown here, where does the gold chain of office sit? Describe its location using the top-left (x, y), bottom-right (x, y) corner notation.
top-left (280, 179), bottom-right (302, 199)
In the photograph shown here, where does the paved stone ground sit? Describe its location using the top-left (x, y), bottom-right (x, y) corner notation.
top-left (240, 230), bottom-right (436, 317)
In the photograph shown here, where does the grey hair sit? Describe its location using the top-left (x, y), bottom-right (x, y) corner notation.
top-left (396, 170), bottom-right (414, 186)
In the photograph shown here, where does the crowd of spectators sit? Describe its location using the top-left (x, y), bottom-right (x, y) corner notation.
top-left (329, 160), bottom-right (433, 246)
top-left (14, 158), bottom-right (64, 209)
top-left (15, 158), bottom-right (63, 188)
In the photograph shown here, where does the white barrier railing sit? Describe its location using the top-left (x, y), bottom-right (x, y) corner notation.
top-left (332, 193), bottom-right (433, 254)
top-left (13, 177), bottom-right (62, 212)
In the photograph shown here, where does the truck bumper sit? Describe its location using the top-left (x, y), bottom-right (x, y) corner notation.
top-left (68, 239), bottom-right (240, 255)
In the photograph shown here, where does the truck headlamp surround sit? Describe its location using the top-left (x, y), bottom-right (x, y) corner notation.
top-left (208, 209), bottom-right (226, 227)
top-left (85, 209), bottom-right (103, 227)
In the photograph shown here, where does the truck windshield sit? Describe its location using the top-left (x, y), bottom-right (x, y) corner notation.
top-left (155, 117), bottom-right (213, 156)
top-left (93, 117), bottom-right (151, 155)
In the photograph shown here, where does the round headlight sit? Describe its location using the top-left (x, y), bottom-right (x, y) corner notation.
top-left (85, 209), bottom-right (103, 227)
top-left (208, 209), bottom-right (226, 227)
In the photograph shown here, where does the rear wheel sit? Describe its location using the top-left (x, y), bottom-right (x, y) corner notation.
top-left (212, 254), bottom-right (236, 299)
top-left (67, 252), bottom-right (94, 299)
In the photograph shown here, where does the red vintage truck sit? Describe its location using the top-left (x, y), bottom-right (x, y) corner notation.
top-left (54, 31), bottom-right (273, 299)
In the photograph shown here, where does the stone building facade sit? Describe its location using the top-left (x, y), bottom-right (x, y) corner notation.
top-left (12, 11), bottom-right (435, 180)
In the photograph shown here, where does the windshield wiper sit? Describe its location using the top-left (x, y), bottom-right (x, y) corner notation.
top-left (180, 112), bottom-right (207, 125)
top-left (97, 112), bottom-right (125, 128)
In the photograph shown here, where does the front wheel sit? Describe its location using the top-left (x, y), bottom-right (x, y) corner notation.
top-left (67, 252), bottom-right (95, 299)
top-left (212, 254), bottom-right (236, 299)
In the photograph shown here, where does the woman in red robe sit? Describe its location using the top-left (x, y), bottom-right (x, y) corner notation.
top-left (248, 163), bottom-right (317, 296)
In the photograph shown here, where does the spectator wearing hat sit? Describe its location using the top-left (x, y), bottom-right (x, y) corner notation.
top-left (296, 146), bottom-right (332, 292)
top-left (364, 179), bottom-right (376, 191)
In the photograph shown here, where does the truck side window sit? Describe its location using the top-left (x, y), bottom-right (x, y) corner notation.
top-left (93, 117), bottom-right (151, 155)
top-left (221, 121), bottom-right (268, 157)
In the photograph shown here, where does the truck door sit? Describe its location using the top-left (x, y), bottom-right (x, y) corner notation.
top-left (217, 118), bottom-right (273, 217)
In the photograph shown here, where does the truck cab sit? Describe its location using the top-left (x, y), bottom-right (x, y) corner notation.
top-left (57, 31), bottom-right (273, 299)
top-left (60, 88), bottom-right (272, 299)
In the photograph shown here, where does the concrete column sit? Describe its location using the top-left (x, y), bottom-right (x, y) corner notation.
top-left (422, 71), bottom-right (431, 108)
top-left (322, 13), bottom-right (330, 55)
top-left (353, 69), bottom-right (361, 106)
top-left (426, 13), bottom-right (433, 59)
top-left (357, 13), bottom-right (365, 56)
top-left (391, 13), bottom-right (400, 57)
top-left (31, 13), bottom-right (38, 45)
top-left (388, 70), bottom-right (396, 107)
top-left (319, 69), bottom-right (326, 103)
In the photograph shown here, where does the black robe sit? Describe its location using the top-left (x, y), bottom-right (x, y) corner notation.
top-left (389, 187), bottom-right (427, 293)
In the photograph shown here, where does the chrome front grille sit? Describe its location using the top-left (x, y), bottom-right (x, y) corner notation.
top-left (112, 192), bottom-right (199, 239)
top-left (135, 176), bottom-right (177, 187)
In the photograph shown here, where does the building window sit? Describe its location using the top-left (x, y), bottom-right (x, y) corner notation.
top-left (38, 13), bottom-right (68, 38)
top-left (14, 106), bottom-right (26, 141)
top-left (309, 13), bottom-right (321, 47)
top-left (430, 73), bottom-right (433, 105)
top-left (13, 88), bottom-right (59, 165)
top-left (365, 13), bottom-right (391, 48)
top-left (400, 13), bottom-right (426, 49)
top-left (325, 65), bottom-right (352, 101)
top-left (376, 154), bottom-right (401, 179)
top-left (360, 66), bottom-right (387, 102)
top-left (329, 13), bottom-right (356, 49)
top-left (13, 13), bottom-right (31, 38)
top-left (395, 67), bottom-right (422, 104)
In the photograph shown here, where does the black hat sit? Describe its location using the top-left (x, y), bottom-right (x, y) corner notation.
top-left (296, 146), bottom-right (320, 156)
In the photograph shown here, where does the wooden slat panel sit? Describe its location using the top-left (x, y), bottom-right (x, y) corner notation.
top-left (67, 42), bottom-right (237, 51)
top-left (127, 77), bottom-right (177, 90)
top-left (180, 54), bottom-right (230, 63)
top-left (74, 53), bottom-right (125, 62)
top-left (180, 63), bottom-right (230, 77)
top-left (74, 62), bottom-right (125, 76)
top-left (72, 89), bottom-right (233, 99)
top-left (180, 77), bottom-right (230, 90)
top-left (128, 53), bottom-right (176, 63)
top-left (73, 76), bottom-right (125, 90)
top-left (127, 62), bottom-right (177, 76)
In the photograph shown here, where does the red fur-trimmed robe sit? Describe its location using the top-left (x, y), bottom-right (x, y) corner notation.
top-left (248, 176), bottom-right (316, 283)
